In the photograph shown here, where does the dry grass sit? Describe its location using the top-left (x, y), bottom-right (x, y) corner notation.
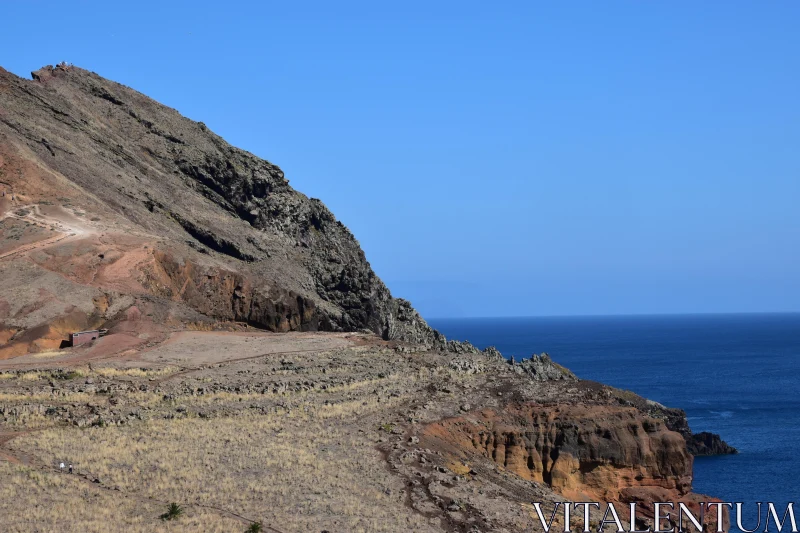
top-left (0, 392), bottom-right (94, 403)
top-left (91, 366), bottom-right (179, 378)
top-left (0, 368), bottom-right (89, 382)
top-left (13, 393), bottom-right (435, 532)
top-left (0, 365), bottom-right (175, 385)
top-left (0, 341), bottom-right (467, 532)
top-left (31, 350), bottom-right (70, 359)
top-left (18, 370), bottom-right (50, 381)
top-left (0, 462), bottom-right (244, 532)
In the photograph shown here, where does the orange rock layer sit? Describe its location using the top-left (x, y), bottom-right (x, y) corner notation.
top-left (421, 403), bottom-right (727, 531)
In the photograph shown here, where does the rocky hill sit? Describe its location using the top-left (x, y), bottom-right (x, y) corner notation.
top-left (0, 63), bottom-right (738, 532)
top-left (0, 63), bottom-right (441, 354)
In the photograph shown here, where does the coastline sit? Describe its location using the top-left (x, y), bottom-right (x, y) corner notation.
top-left (432, 314), bottom-right (800, 530)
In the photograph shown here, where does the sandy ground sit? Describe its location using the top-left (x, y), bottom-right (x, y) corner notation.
top-left (137, 331), bottom-right (356, 366)
top-left (0, 330), bottom-right (359, 371)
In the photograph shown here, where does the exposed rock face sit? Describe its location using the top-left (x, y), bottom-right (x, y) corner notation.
top-left (426, 405), bottom-right (691, 499)
top-left (421, 403), bottom-right (726, 531)
top-left (446, 339), bottom-right (481, 354)
top-left (512, 353), bottom-right (577, 381)
top-left (445, 345), bottom-right (577, 381)
top-left (639, 400), bottom-right (738, 456)
top-left (0, 63), bottom-right (441, 348)
top-left (146, 250), bottom-right (321, 332)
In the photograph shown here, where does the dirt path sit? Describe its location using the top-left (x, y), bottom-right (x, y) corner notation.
top-left (0, 432), bottom-right (24, 464)
top-left (0, 229), bottom-right (72, 260)
top-left (0, 203), bottom-right (90, 259)
top-left (0, 430), bottom-right (286, 532)
top-left (0, 429), bottom-right (47, 466)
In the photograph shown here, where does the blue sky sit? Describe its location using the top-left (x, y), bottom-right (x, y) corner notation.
top-left (2, 1), bottom-right (798, 317)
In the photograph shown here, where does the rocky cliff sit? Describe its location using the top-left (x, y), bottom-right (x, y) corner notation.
top-left (684, 431), bottom-right (739, 456)
top-left (0, 63), bottom-right (442, 352)
top-left (419, 401), bottom-right (726, 531)
top-left (429, 404), bottom-right (692, 497)
top-left (621, 394), bottom-right (739, 457)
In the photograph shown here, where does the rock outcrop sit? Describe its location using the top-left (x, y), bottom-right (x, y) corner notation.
top-left (145, 250), bottom-right (321, 333)
top-left (512, 353), bottom-right (577, 381)
top-left (638, 400), bottom-right (738, 456)
top-left (425, 405), bottom-right (691, 499)
top-left (685, 431), bottom-right (739, 456)
top-left (421, 403), bottom-right (726, 531)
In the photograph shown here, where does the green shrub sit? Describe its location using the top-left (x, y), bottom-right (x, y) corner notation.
top-left (160, 502), bottom-right (184, 521)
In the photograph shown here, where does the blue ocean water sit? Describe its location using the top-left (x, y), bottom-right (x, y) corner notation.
top-left (429, 314), bottom-right (800, 531)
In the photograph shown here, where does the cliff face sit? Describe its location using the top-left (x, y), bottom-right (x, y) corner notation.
top-left (622, 394), bottom-right (739, 457)
top-left (0, 63), bottom-right (441, 351)
top-left (426, 405), bottom-right (691, 496)
top-left (421, 402), bottom-right (726, 531)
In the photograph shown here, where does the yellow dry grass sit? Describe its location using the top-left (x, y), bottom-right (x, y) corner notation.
top-left (91, 366), bottom-right (179, 378)
top-left (12, 392), bottom-right (434, 532)
top-left (0, 392), bottom-right (93, 403)
top-left (0, 462), bottom-right (244, 532)
top-left (30, 350), bottom-right (70, 359)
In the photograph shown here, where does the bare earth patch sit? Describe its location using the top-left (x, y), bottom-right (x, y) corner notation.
top-left (138, 330), bottom-right (357, 366)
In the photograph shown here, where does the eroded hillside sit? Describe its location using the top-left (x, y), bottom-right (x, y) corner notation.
top-left (0, 63), bottom-right (439, 356)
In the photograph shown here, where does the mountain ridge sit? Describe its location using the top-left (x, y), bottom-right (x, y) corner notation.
top-left (0, 62), bottom-right (442, 353)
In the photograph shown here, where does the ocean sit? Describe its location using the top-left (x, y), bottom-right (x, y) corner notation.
top-left (429, 313), bottom-right (800, 532)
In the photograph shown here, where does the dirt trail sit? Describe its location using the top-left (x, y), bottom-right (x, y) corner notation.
top-left (0, 230), bottom-right (71, 260)
top-left (0, 430), bottom-right (285, 532)
top-left (0, 203), bottom-right (92, 260)
top-left (0, 432), bottom-right (25, 464)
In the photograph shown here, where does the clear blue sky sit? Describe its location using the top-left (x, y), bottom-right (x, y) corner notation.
top-left (2, 1), bottom-right (798, 317)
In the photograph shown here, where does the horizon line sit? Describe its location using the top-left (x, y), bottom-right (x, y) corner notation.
top-left (424, 310), bottom-right (800, 320)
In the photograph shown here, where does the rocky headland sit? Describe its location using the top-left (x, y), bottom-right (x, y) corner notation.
top-left (0, 63), bottom-right (734, 532)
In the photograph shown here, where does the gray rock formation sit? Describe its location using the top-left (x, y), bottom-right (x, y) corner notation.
top-left (685, 431), bottom-right (739, 456)
top-left (512, 353), bottom-right (578, 381)
top-left (482, 346), bottom-right (504, 360)
top-left (446, 340), bottom-right (480, 354)
top-left (0, 63), bottom-right (443, 344)
top-left (637, 400), bottom-right (738, 456)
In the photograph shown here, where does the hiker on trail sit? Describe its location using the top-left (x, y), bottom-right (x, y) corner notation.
top-left (69, 464), bottom-right (73, 474)
top-left (59, 462), bottom-right (65, 472)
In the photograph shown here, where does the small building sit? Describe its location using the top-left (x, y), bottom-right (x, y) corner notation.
top-left (69, 329), bottom-right (107, 347)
